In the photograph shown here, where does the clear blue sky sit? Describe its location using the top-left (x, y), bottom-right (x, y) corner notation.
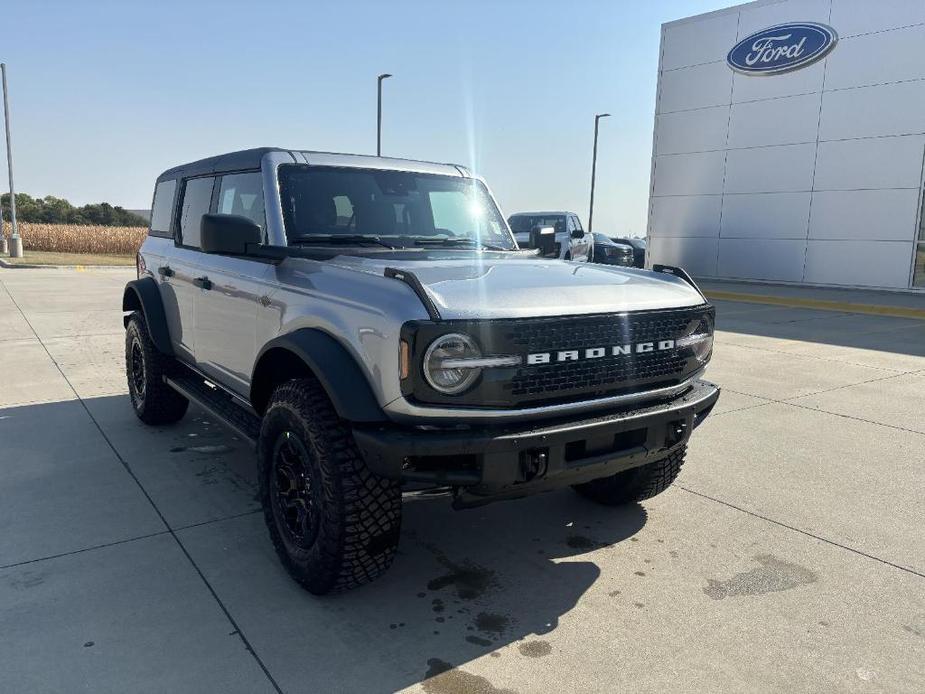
top-left (2, 0), bottom-right (729, 235)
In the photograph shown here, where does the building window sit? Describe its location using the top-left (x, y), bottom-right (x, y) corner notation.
top-left (916, 188), bottom-right (925, 288)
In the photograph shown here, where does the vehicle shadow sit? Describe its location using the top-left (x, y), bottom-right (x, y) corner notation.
top-left (712, 299), bottom-right (925, 359)
top-left (1, 394), bottom-right (649, 693)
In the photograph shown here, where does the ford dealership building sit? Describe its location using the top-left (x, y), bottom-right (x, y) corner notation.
top-left (647, 0), bottom-right (925, 290)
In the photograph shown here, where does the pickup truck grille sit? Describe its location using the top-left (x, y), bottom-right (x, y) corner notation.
top-left (402, 305), bottom-right (713, 409)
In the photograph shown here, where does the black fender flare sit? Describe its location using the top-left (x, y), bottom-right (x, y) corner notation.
top-left (250, 329), bottom-right (386, 423)
top-left (122, 277), bottom-right (174, 355)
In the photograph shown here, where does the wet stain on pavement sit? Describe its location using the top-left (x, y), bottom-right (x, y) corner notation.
top-left (902, 613), bottom-right (924, 638)
top-left (566, 535), bottom-right (596, 550)
top-left (423, 658), bottom-right (516, 694)
top-left (6, 570), bottom-right (44, 589)
top-left (703, 554), bottom-right (817, 600)
top-left (474, 612), bottom-right (510, 636)
top-left (517, 640), bottom-right (551, 658)
top-left (426, 545), bottom-right (496, 601)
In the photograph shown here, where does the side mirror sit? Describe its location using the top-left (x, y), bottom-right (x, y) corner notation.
top-left (571, 228), bottom-right (584, 239)
top-left (200, 214), bottom-right (263, 255)
top-left (530, 225), bottom-right (557, 258)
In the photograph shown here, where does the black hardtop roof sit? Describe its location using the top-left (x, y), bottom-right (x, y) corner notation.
top-left (156, 147), bottom-right (287, 182)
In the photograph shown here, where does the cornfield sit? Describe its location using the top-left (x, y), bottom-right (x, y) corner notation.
top-left (2, 222), bottom-right (147, 255)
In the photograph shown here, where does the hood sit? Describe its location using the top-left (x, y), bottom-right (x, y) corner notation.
top-left (325, 254), bottom-right (704, 320)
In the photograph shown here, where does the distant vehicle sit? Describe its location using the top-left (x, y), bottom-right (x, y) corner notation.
top-left (508, 211), bottom-right (593, 262)
top-left (592, 233), bottom-right (635, 267)
top-left (609, 237), bottom-right (646, 268)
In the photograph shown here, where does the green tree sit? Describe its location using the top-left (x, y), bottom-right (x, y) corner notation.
top-left (1, 192), bottom-right (147, 226)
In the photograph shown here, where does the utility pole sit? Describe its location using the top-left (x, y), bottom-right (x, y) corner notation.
top-left (587, 112), bottom-right (610, 235)
top-left (1, 63), bottom-right (20, 257)
top-left (377, 73), bottom-right (392, 157)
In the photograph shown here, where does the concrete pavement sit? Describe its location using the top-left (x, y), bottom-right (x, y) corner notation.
top-left (0, 267), bottom-right (923, 693)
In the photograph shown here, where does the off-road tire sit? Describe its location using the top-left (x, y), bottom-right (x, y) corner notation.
top-left (258, 377), bottom-right (402, 594)
top-left (572, 446), bottom-right (686, 505)
top-left (125, 312), bottom-right (189, 425)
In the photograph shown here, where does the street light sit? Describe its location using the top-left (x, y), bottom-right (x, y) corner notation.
top-left (377, 73), bottom-right (392, 157)
top-left (1, 63), bottom-right (20, 257)
top-left (587, 112), bottom-right (610, 236)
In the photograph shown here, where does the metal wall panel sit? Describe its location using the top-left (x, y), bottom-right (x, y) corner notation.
top-left (727, 93), bottom-right (821, 149)
top-left (721, 192), bottom-right (812, 239)
top-left (736, 0), bottom-right (832, 38)
top-left (653, 151), bottom-right (727, 196)
top-left (820, 81), bottom-right (925, 140)
top-left (661, 14), bottom-right (739, 70)
top-left (718, 238), bottom-right (807, 281)
top-left (826, 25), bottom-right (925, 90)
top-left (650, 195), bottom-right (723, 238)
top-left (813, 136), bottom-right (925, 191)
top-left (830, 0), bottom-right (925, 37)
top-left (658, 62), bottom-right (734, 113)
top-left (732, 61), bottom-right (825, 103)
top-left (648, 236), bottom-right (719, 276)
top-left (803, 240), bottom-right (915, 288)
top-left (724, 143), bottom-right (816, 194)
top-left (656, 106), bottom-right (730, 155)
top-left (809, 189), bottom-right (921, 242)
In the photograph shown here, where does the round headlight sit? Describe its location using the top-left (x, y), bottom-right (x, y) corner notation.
top-left (677, 314), bottom-right (714, 364)
top-left (423, 333), bottom-right (482, 394)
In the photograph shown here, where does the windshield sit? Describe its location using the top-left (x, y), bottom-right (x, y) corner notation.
top-left (508, 215), bottom-right (566, 233)
top-left (278, 165), bottom-right (515, 249)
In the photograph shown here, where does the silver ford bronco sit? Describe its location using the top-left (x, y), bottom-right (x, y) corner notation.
top-left (123, 147), bottom-right (719, 594)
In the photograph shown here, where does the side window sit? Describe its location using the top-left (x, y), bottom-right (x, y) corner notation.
top-left (179, 177), bottom-right (215, 249)
top-left (333, 195), bottom-right (354, 227)
top-left (566, 216), bottom-right (576, 233)
top-left (149, 180), bottom-right (177, 237)
top-left (572, 216), bottom-right (584, 233)
top-left (217, 173), bottom-right (265, 229)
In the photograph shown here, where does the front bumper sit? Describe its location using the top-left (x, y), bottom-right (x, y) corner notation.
top-left (353, 379), bottom-right (719, 508)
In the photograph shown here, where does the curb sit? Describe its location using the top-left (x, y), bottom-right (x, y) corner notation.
top-left (0, 258), bottom-right (133, 270)
top-left (706, 289), bottom-right (925, 321)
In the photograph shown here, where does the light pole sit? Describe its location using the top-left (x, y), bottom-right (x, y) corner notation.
top-left (377, 73), bottom-right (392, 157)
top-left (587, 112), bottom-right (610, 236)
top-left (1, 63), bottom-right (20, 257)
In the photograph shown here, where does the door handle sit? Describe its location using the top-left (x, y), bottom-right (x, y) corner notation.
top-left (193, 276), bottom-right (212, 290)
top-left (157, 266), bottom-right (174, 278)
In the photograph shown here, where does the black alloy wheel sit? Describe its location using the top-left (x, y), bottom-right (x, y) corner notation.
top-left (270, 430), bottom-right (321, 549)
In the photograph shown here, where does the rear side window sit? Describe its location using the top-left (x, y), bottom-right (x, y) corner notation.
top-left (149, 180), bottom-right (177, 237)
top-left (179, 177), bottom-right (215, 249)
top-left (217, 172), bottom-right (266, 230)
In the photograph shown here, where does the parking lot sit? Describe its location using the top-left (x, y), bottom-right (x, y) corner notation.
top-left (1, 267), bottom-right (923, 693)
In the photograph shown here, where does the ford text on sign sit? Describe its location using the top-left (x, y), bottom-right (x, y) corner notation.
top-left (727, 22), bottom-right (838, 76)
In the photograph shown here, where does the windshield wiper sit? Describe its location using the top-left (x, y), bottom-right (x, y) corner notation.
top-left (292, 235), bottom-right (396, 250)
top-left (413, 237), bottom-right (509, 251)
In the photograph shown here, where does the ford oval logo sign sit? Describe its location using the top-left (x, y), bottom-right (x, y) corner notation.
top-left (728, 22), bottom-right (838, 75)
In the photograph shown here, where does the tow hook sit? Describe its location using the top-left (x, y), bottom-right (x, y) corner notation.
top-left (520, 448), bottom-right (549, 482)
top-left (666, 420), bottom-right (688, 447)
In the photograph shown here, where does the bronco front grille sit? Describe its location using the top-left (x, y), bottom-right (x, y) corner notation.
top-left (505, 311), bottom-right (693, 399)
top-left (402, 305), bottom-right (712, 409)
